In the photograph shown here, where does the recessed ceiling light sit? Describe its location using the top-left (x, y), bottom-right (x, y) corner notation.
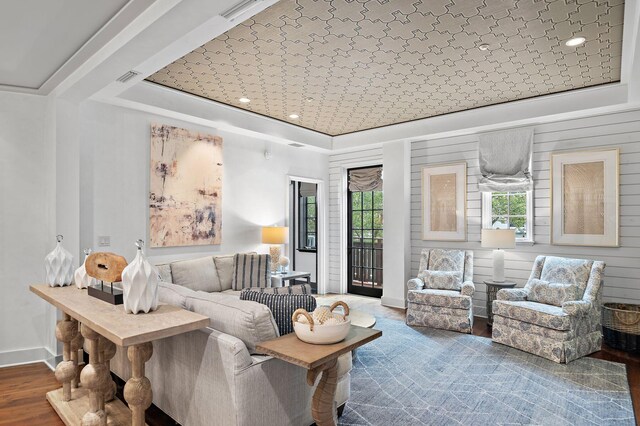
top-left (306, 97), bottom-right (314, 103)
top-left (289, 114), bottom-right (299, 119)
top-left (565, 37), bottom-right (586, 47)
top-left (478, 44), bottom-right (490, 51)
top-left (239, 97), bottom-right (251, 103)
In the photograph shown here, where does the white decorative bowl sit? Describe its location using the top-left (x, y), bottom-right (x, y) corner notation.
top-left (292, 301), bottom-right (351, 344)
top-left (293, 319), bottom-right (351, 345)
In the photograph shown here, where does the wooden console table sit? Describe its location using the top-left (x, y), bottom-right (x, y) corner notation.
top-left (257, 325), bottom-right (381, 426)
top-left (30, 284), bottom-right (209, 426)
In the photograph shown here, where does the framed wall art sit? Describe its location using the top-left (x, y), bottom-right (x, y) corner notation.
top-left (149, 124), bottom-right (223, 247)
top-left (550, 148), bottom-right (619, 247)
top-left (422, 162), bottom-right (467, 241)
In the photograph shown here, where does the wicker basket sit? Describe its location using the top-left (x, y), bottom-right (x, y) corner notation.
top-left (602, 303), bottom-right (640, 353)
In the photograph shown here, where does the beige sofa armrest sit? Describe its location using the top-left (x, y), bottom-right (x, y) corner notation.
top-left (496, 288), bottom-right (528, 301)
top-left (407, 278), bottom-right (424, 291)
top-left (562, 300), bottom-right (593, 316)
top-left (460, 281), bottom-right (475, 297)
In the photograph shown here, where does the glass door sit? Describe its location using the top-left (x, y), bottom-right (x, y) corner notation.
top-left (347, 167), bottom-right (383, 298)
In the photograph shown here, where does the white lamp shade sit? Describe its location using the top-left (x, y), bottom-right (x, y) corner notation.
top-left (262, 226), bottom-right (288, 244)
top-left (481, 229), bottom-right (516, 249)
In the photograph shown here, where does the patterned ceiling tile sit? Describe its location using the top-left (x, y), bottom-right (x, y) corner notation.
top-left (147, 0), bottom-right (624, 136)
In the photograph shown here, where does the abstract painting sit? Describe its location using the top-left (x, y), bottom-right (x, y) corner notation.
top-left (149, 124), bottom-right (223, 247)
top-left (422, 162), bottom-right (467, 241)
top-left (551, 148), bottom-right (618, 247)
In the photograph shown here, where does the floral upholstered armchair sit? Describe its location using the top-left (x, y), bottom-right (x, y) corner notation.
top-left (406, 249), bottom-right (474, 333)
top-left (492, 255), bottom-right (605, 363)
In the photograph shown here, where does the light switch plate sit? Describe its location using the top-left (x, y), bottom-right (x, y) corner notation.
top-left (97, 236), bottom-right (111, 247)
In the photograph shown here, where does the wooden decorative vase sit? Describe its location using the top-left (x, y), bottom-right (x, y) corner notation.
top-left (45, 235), bottom-right (74, 287)
top-left (121, 240), bottom-right (159, 314)
top-left (74, 248), bottom-right (98, 289)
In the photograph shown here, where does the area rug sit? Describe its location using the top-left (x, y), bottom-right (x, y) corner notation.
top-left (340, 317), bottom-right (634, 425)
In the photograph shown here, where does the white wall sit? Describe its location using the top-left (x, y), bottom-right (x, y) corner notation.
top-left (411, 108), bottom-right (640, 317)
top-left (0, 92), bottom-right (57, 365)
top-left (79, 101), bottom-right (329, 265)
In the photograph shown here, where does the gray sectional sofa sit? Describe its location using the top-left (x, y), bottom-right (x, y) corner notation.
top-left (110, 254), bottom-right (351, 426)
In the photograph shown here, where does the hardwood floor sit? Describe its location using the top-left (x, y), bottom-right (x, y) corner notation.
top-left (2, 295), bottom-right (639, 425)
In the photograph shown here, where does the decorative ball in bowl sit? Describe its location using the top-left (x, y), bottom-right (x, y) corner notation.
top-left (292, 301), bottom-right (351, 345)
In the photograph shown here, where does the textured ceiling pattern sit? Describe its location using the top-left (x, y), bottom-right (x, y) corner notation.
top-left (147, 0), bottom-right (624, 136)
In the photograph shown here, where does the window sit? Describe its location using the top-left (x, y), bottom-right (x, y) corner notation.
top-left (299, 194), bottom-right (317, 251)
top-left (482, 191), bottom-right (534, 242)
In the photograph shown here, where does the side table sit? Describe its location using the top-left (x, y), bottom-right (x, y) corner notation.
top-left (271, 270), bottom-right (311, 287)
top-left (257, 325), bottom-right (381, 426)
top-left (484, 280), bottom-right (517, 326)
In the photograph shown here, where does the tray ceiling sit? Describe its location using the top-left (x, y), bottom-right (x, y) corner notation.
top-left (147, 0), bottom-right (624, 136)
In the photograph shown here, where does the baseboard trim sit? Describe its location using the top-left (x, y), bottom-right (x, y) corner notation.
top-left (381, 296), bottom-right (407, 309)
top-left (0, 347), bottom-right (57, 369)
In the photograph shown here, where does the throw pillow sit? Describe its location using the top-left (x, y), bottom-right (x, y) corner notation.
top-left (170, 256), bottom-right (222, 292)
top-left (539, 256), bottom-right (593, 297)
top-left (232, 253), bottom-right (271, 290)
top-left (427, 249), bottom-right (465, 273)
top-left (418, 270), bottom-right (463, 291)
top-left (240, 290), bottom-right (317, 335)
top-left (245, 284), bottom-right (312, 295)
top-left (527, 278), bottom-right (579, 307)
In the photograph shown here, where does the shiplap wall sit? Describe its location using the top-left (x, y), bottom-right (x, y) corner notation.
top-left (328, 147), bottom-right (383, 293)
top-left (411, 109), bottom-right (640, 317)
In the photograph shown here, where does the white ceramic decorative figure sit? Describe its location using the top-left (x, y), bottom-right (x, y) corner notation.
top-left (122, 239), bottom-right (159, 314)
top-left (45, 235), bottom-right (74, 287)
top-left (74, 248), bottom-right (98, 289)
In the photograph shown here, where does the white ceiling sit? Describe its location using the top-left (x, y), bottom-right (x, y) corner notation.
top-left (0, 0), bottom-right (128, 89)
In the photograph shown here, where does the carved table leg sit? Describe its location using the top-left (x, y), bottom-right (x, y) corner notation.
top-left (54, 313), bottom-right (78, 401)
top-left (70, 322), bottom-right (84, 389)
top-left (124, 342), bottom-right (153, 426)
top-left (99, 337), bottom-right (117, 403)
top-left (80, 324), bottom-right (109, 426)
top-left (306, 358), bottom-right (339, 426)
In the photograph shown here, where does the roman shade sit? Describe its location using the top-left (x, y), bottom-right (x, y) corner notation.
top-left (299, 182), bottom-right (316, 197)
top-left (348, 167), bottom-right (383, 192)
top-left (478, 128), bottom-right (534, 192)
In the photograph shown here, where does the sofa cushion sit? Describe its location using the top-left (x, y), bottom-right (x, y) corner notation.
top-left (492, 300), bottom-right (571, 331)
top-left (246, 284), bottom-right (312, 295)
top-left (170, 256), bottom-right (222, 292)
top-left (156, 264), bottom-right (173, 283)
top-left (527, 278), bottom-right (579, 307)
top-left (157, 281), bottom-right (194, 309)
top-left (240, 290), bottom-right (316, 335)
top-left (213, 255), bottom-right (235, 291)
top-left (232, 253), bottom-right (271, 290)
top-left (428, 249), bottom-right (465, 273)
top-left (184, 291), bottom-right (279, 354)
top-left (407, 289), bottom-right (471, 309)
top-left (540, 257), bottom-right (593, 297)
top-left (418, 270), bottom-right (463, 291)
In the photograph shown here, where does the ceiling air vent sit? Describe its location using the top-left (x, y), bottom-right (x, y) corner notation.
top-left (116, 70), bottom-right (140, 83)
top-left (288, 143), bottom-right (304, 148)
top-left (221, 0), bottom-right (261, 21)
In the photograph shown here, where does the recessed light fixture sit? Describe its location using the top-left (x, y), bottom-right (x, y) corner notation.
top-left (306, 97), bottom-right (314, 103)
top-left (565, 36), bottom-right (586, 47)
top-left (239, 97), bottom-right (251, 103)
top-left (289, 114), bottom-right (299, 119)
top-left (478, 44), bottom-right (490, 51)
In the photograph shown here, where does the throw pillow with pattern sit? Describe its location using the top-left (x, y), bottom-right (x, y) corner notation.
top-left (527, 278), bottom-right (579, 307)
top-left (232, 253), bottom-right (271, 290)
top-left (240, 290), bottom-right (317, 335)
top-left (418, 270), bottom-right (463, 291)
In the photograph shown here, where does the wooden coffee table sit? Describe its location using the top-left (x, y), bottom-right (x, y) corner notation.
top-left (257, 326), bottom-right (381, 426)
top-left (30, 284), bottom-right (209, 426)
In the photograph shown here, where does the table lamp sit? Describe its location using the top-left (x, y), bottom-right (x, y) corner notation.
top-left (481, 229), bottom-right (516, 282)
top-left (262, 226), bottom-right (288, 273)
